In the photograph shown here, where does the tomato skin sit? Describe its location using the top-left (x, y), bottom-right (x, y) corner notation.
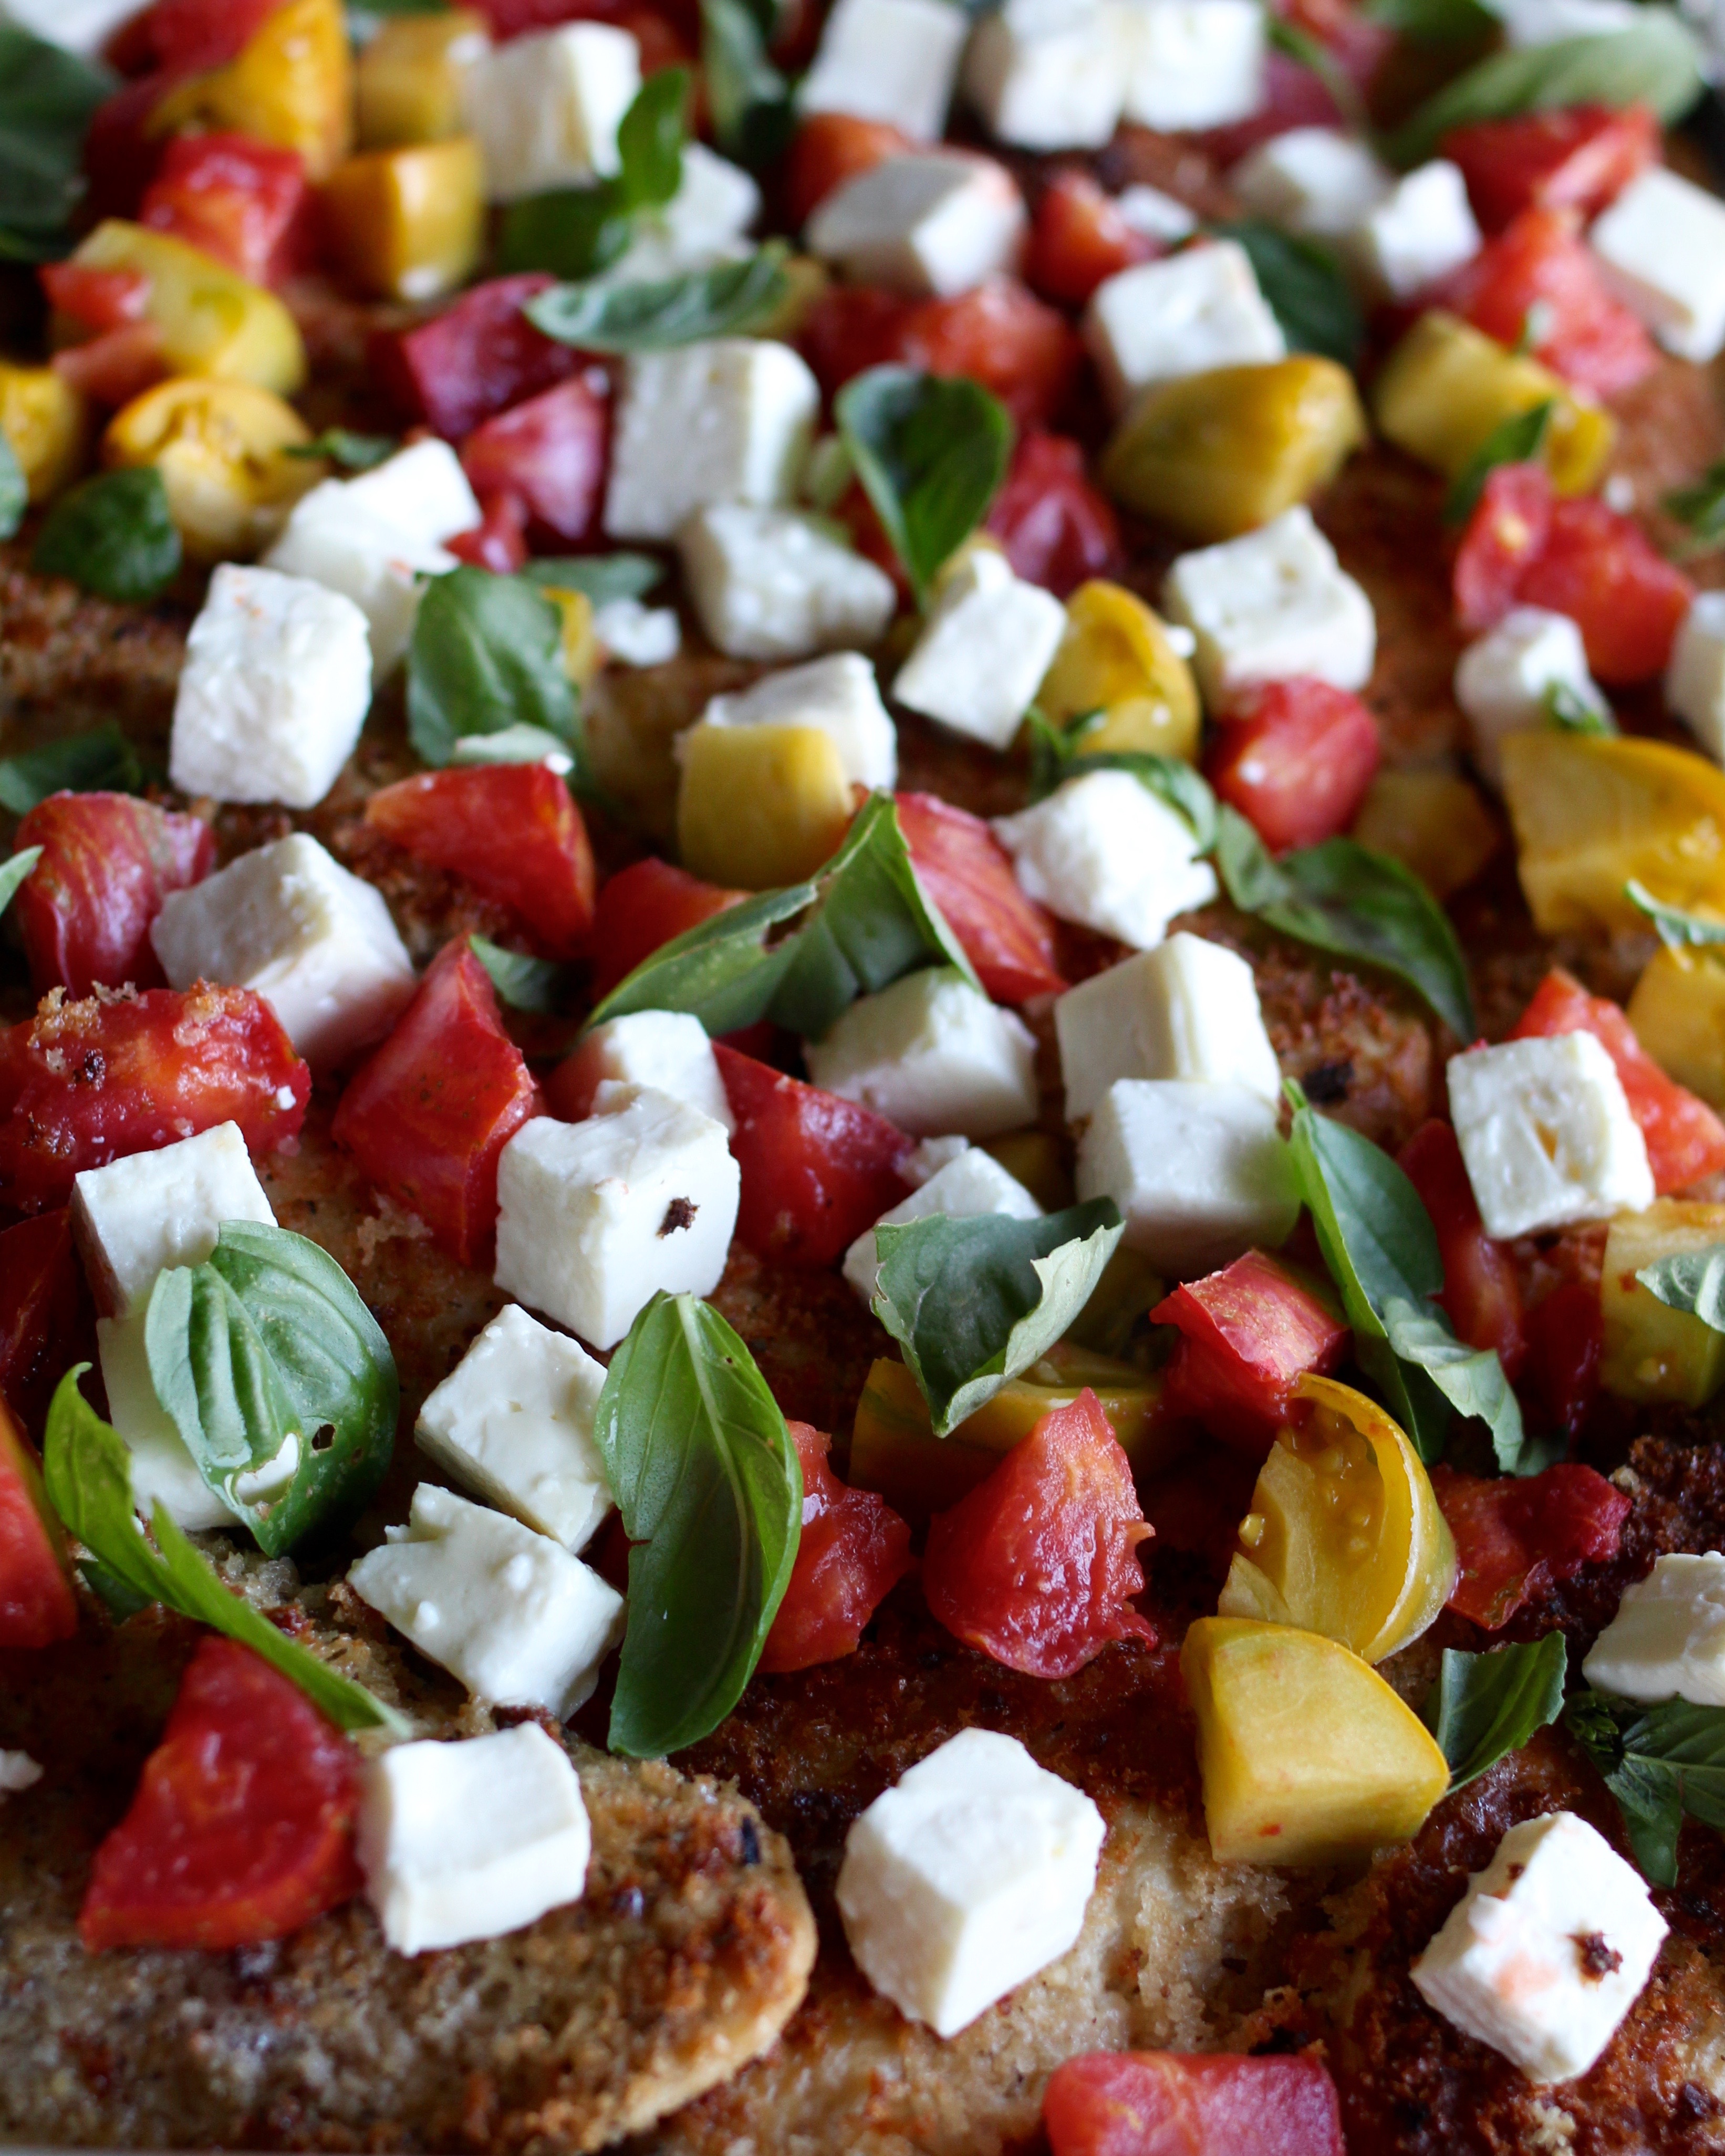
top-left (1516, 496), bottom-right (1693, 686)
top-left (1044, 2050), bottom-right (1345, 2156)
top-left (1433, 1459), bottom-right (1628, 1628)
top-left (0, 1397), bottom-right (79, 1651)
top-left (332, 941), bottom-right (541, 1268)
top-left (371, 273), bottom-right (580, 442)
top-left (895, 790), bottom-right (1066, 1003)
top-left (50, 322), bottom-right (168, 407)
top-left (40, 263), bottom-right (151, 332)
top-left (590, 857), bottom-right (749, 998)
top-left (1441, 103), bottom-right (1658, 235)
top-left (0, 1211), bottom-right (89, 1436)
top-left (79, 1637), bottom-right (362, 1951)
top-left (14, 793), bottom-right (215, 1001)
top-left (758, 1422), bottom-right (913, 1672)
top-left (1452, 461), bottom-right (1552, 634)
top-left (784, 111), bottom-right (910, 228)
top-left (1524, 1277), bottom-right (1603, 1442)
top-left (1203, 680), bottom-right (1381, 855)
top-left (923, 1389), bottom-right (1156, 1678)
top-left (139, 132), bottom-right (312, 287)
top-left (1440, 207), bottom-right (1655, 399)
top-left (1026, 170), bottom-right (1155, 308)
top-left (447, 489), bottom-right (531, 572)
top-left (800, 284), bottom-right (911, 398)
top-left (460, 371), bottom-right (610, 548)
top-left (1152, 1251), bottom-right (1350, 1456)
top-left (143, 0), bottom-right (282, 71)
top-left (802, 278), bottom-right (1079, 428)
top-left (985, 431), bottom-right (1124, 598)
top-left (1397, 1119), bottom-right (1526, 1378)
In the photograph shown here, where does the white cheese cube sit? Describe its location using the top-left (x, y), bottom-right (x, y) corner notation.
top-left (963, 0), bottom-right (1130, 152)
top-left (1455, 607), bottom-right (1609, 787)
top-left (72, 1122), bottom-right (275, 1320)
top-left (1495, 0), bottom-right (1640, 44)
top-left (0, 1749), bottom-right (42, 1793)
top-left (992, 769), bottom-right (1218, 950)
top-left (341, 440), bottom-right (482, 549)
top-left (1113, 184), bottom-right (1199, 243)
top-left (693, 651), bottom-right (897, 790)
top-left (891, 550), bottom-right (1067, 751)
top-left (150, 833), bottom-right (417, 1070)
top-left (902, 1134), bottom-right (974, 1185)
top-left (806, 152), bottom-right (1026, 299)
top-left (348, 1482), bottom-right (624, 1714)
top-left (1, 0), bottom-right (149, 53)
top-left (797, 0), bottom-right (970, 140)
top-left (1666, 591), bottom-right (1725, 762)
top-left (1120, 0), bottom-right (1266, 130)
top-left (1077, 1079), bottom-right (1298, 1275)
top-left (98, 1313), bottom-right (233, 1532)
top-left (593, 596), bottom-right (682, 668)
top-left (806, 967), bottom-right (1040, 1139)
top-left (1056, 935), bottom-right (1282, 1120)
top-left (169, 566), bottom-right (371, 811)
top-left (557, 1009), bottom-right (733, 1130)
top-left (1162, 507), bottom-right (1377, 703)
top-left (609, 142), bottom-right (761, 281)
top-left (1583, 1552), bottom-right (1725, 1706)
top-left (493, 1092), bottom-right (739, 1349)
top-left (415, 1304), bottom-right (613, 1553)
top-left (604, 338), bottom-right (820, 544)
top-left (1346, 160), bottom-right (1481, 300)
top-left (1448, 1033), bottom-right (1655, 1241)
top-left (1083, 242), bottom-right (1286, 416)
top-left (461, 22), bottom-right (639, 201)
top-left (1231, 127), bottom-right (1391, 240)
top-left (1411, 1811), bottom-right (1667, 2083)
top-left (836, 1727), bottom-right (1105, 2038)
top-left (842, 1147), bottom-right (1043, 1304)
top-left (1590, 166), bottom-right (1725, 364)
top-left (679, 506), bottom-right (897, 663)
top-left (263, 485), bottom-right (456, 681)
top-left (358, 1724), bottom-right (590, 1956)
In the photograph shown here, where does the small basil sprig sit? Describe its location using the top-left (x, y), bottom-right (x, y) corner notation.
top-left (596, 1291), bottom-right (801, 1756)
top-left (522, 553), bottom-right (662, 606)
top-left (0, 721), bottom-right (144, 814)
top-left (33, 469), bottom-right (182, 604)
top-left (524, 245), bottom-right (789, 353)
top-left (1213, 220), bottom-right (1362, 371)
top-left (1626, 878), bottom-right (1725, 951)
top-left (0, 846), bottom-right (41, 919)
top-left (407, 566), bottom-right (585, 780)
top-left (836, 366), bottom-right (1014, 606)
top-left (0, 433), bottom-right (25, 540)
top-left (1544, 679), bottom-right (1615, 736)
top-left (1364, 0), bottom-right (1498, 41)
top-left (1443, 401), bottom-right (1554, 527)
top-left (1634, 1243), bottom-right (1725, 1334)
top-left (501, 67), bottom-right (689, 280)
top-left (0, 27), bottom-right (113, 263)
top-left (285, 428), bottom-right (399, 472)
top-left (41, 1369), bottom-right (406, 1734)
top-left (1666, 459), bottom-right (1725, 553)
top-left (872, 1201), bottom-right (1125, 1435)
top-left (701, 0), bottom-right (795, 168)
top-left (1566, 1688), bottom-right (1725, 1886)
top-left (1026, 710), bottom-right (1221, 850)
top-left (1422, 1633), bottom-right (1568, 1790)
top-left (469, 933), bottom-right (568, 1013)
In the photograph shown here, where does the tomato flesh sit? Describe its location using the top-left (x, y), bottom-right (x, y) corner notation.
top-left (758, 1421), bottom-right (913, 1672)
top-left (143, 0), bottom-right (282, 71)
top-left (1453, 462), bottom-right (1552, 634)
top-left (448, 489), bottom-right (530, 572)
top-left (1397, 1119), bottom-right (1526, 1378)
top-left (40, 263), bottom-right (151, 332)
top-left (14, 791), bottom-right (214, 1001)
top-left (1203, 679), bottom-right (1381, 854)
top-left (1441, 103), bottom-right (1658, 234)
top-left (895, 790), bottom-right (1065, 1003)
top-left (1440, 207), bottom-right (1655, 400)
top-left (139, 132), bottom-right (311, 287)
top-left (1153, 1251), bottom-right (1350, 1456)
top-left (1433, 1460), bottom-right (1629, 1628)
top-left (0, 1397), bottom-right (79, 1651)
top-left (50, 322), bottom-right (168, 407)
top-left (801, 277), bottom-right (1078, 427)
top-left (589, 857), bottom-right (749, 998)
top-left (1026, 170), bottom-right (1155, 308)
top-left (0, 1211), bottom-right (90, 1435)
top-left (372, 273), bottom-right (581, 441)
top-left (1516, 496), bottom-right (1693, 685)
top-left (784, 111), bottom-right (910, 228)
top-left (1525, 1277), bottom-right (1603, 1442)
top-left (460, 371), bottom-right (610, 548)
top-left (985, 431), bottom-right (1124, 598)
top-left (1044, 2049), bottom-right (1346, 2156)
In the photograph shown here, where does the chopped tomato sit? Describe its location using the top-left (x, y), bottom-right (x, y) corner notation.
top-left (1044, 2050), bottom-right (1346, 2156)
top-left (802, 277), bottom-right (1078, 428)
top-left (472, 0), bottom-right (699, 55)
top-left (142, 0), bottom-right (282, 71)
top-left (784, 111), bottom-right (910, 229)
top-left (82, 72), bottom-right (183, 223)
top-left (1203, 679), bottom-right (1381, 855)
top-left (1284, 0), bottom-right (1396, 92)
top-left (1152, 1252), bottom-right (1350, 1456)
top-left (1508, 967), bottom-right (1725, 1193)
top-left (332, 941), bottom-right (540, 1268)
top-left (1397, 1120), bottom-right (1526, 1378)
top-left (895, 790), bottom-right (1066, 1003)
top-left (460, 371), bottom-right (610, 547)
top-left (40, 262), bottom-right (150, 333)
top-left (1452, 461), bottom-right (1552, 634)
top-left (714, 1042), bottom-right (911, 1268)
top-left (923, 1389), bottom-right (1155, 1678)
top-left (447, 490), bottom-right (530, 572)
top-left (1440, 207), bottom-right (1656, 400)
top-left (1524, 1278), bottom-right (1603, 1442)
top-left (799, 284), bottom-right (912, 399)
top-left (1433, 1460), bottom-right (1628, 1628)
top-left (79, 1637), bottom-right (362, 1951)
top-left (0, 984), bottom-right (308, 1213)
top-left (1441, 103), bottom-right (1658, 234)
top-left (758, 1421), bottom-right (913, 1672)
top-left (0, 1397), bottom-right (79, 1651)
top-left (590, 857), bottom-right (749, 998)
top-left (1026, 170), bottom-right (1155, 308)
top-left (985, 431), bottom-right (1124, 598)
top-left (371, 273), bottom-right (580, 441)
top-left (50, 323), bottom-right (168, 408)
top-left (1516, 496), bottom-right (1693, 686)
top-left (13, 792), bottom-right (215, 1001)
top-left (139, 133), bottom-right (311, 287)
top-left (0, 1211), bottom-right (88, 1434)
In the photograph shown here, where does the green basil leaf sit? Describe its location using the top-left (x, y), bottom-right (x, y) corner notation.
top-left (1213, 220), bottom-right (1363, 370)
top-left (1217, 808), bottom-right (1477, 1041)
top-left (1364, 0), bottom-right (1498, 41)
top-left (616, 63), bottom-right (689, 212)
top-left (41, 1368), bottom-right (406, 1734)
top-left (1382, 1293), bottom-right (1527, 1459)
top-left (498, 185), bottom-right (635, 280)
top-left (1626, 878), bottom-right (1725, 951)
top-left (407, 565), bottom-right (584, 779)
top-left (0, 27), bottom-right (112, 263)
top-left (1666, 458), bottom-right (1725, 552)
top-left (836, 364), bottom-right (1014, 605)
top-left (701, 0), bottom-right (795, 168)
top-left (284, 428), bottom-right (400, 472)
top-left (78, 1554), bottom-right (153, 1623)
top-left (0, 845), bottom-right (42, 919)
top-left (872, 1200), bottom-right (1125, 1435)
top-left (0, 721), bottom-right (144, 814)
top-left (596, 1291), bottom-right (801, 1755)
top-left (588, 881), bottom-right (814, 1035)
top-left (522, 552), bottom-right (663, 605)
top-left (523, 245), bottom-right (791, 351)
top-left (0, 431), bottom-right (25, 541)
top-left (469, 932), bottom-right (569, 1013)
top-left (1543, 677), bottom-right (1616, 736)
top-left (1635, 1242), bottom-right (1725, 1334)
top-left (33, 468), bottom-right (182, 603)
top-left (1443, 400), bottom-right (1554, 527)
top-left (1423, 1632), bottom-right (1568, 1790)
top-left (1565, 1689), bottom-right (1725, 1886)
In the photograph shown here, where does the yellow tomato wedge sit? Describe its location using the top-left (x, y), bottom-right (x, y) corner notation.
top-left (1599, 1199), bottom-right (1725, 1407)
top-left (104, 378), bottom-right (314, 561)
top-left (1349, 768), bottom-right (1500, 901)
top-left (1036, 579), bottom-right (1202, 764)
top-left (0, 362), bottom-right (87, 503)
top-left (150, 0), bottom-right (352, 180)
top-left (1628, 942), bottom-right (1725, 1112)
top-left (66, 223), bottom-right (306, 397)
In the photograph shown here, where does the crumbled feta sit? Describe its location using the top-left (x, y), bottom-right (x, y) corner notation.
top-left (797, 0), bottom-right (970, 141)
top-left (1455, 607), bottom-right (1609, 786)
top-left (607, 142), bottom-right (760, 281)
top-left (97, 1311), bottom-right (233, 1530)
top-left (806, 967), bottom-right (1040, 1138)
top-left (1583, 1552), bottom-right (1725, 1706)
top-left (1055, 935), bottom-right (1282, 1121)
top-left (0, 1750), bottom-right (42, 1794)
top-left (1231, 127), bottom-right (1391, 240)
top-left (1113, 183), bottom-right (1200, 243)
top-left (1119, 0), bottom-right (1266, 132)
top-left (842, 1147), bottom-right (1043, 1304)
top-left (961, 0), bottom-right (1130, 152)
top-left (1084, 242), bottom-right (1286, 415)
top-left (806, 152), bottom-right (1027, 299)
top-left (461, 22), bottom-right (639, 200)
top-left (342, 440), bottom-right (483, 547)
top-left (264, 486), bottom-right (457, 681)
top-left (557, 1009), bottom-right (733, 1130)
top-left (679, 505), bottom-right (897, 662)
top-left (1589, 165), bottom-right (1725, 364)
top-left (71, 1122), bottom-right (276, 1319)
top-left (1448, 1033), bottom-right (1655, 1240)
top-left (603, 338), bottom-right (820, 544)
top-left (1162, 506), bottom-right (1377, 704)
top-left (1346, 160), bottom-right (1481, 300)
top-left (151, 833), bottom-right (417, 1069)
top-left (358, 1724), bottom-right (591, 1956)
top-left (992, 769), bottom-right (1218, 950)
top-left (593, 596), bottom-right (682, 668)
top-left (1666, 592), bottom-right (1725, 763)
top-left (1411, 1811), bottom-right (1667, 2083)
top-left (2, 0), bottom-right (143, 53)
top-left (693, 650), bottom-right (897, 790)
top-left (891, 549), bottom-right (1067, 751)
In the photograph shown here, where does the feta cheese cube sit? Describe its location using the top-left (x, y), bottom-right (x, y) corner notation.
top-left (609, 142), bottom-right (760, 281)
top-left (1055, 935), bottom-right (1282, 1120)
top-left (416, 1304), bottom-right (613, 1553)
top-left (461, 22), bottom-right (639, 200)
top-left (806, 967), bottom-right (1040, 1138)
top-left (1084, 242), bottom-right (1286, 416)
top-left (348, 1482), bottom-right (624, 1713)
top-left (169, 565), bottom-right (372, 811)
top-left (1119, 0), bottom-right (1266, 131)
top-left (150, 832), bottom-right (417, 1069)
top-left (604, 338), bottom-right (820, 544)
top-left (679, 506), bottom-right (897, 662)
top-left (1583, 1551), bottom-right (1725, 1705)
top-left (806, 152), bottom-right (1027, 299)
top-left (797, 0), bottom-right (970, 141)
top-left (1346, 160), bottom-right (1481, 300)
top-left (1666, 591), bottom-right (1725, 762)
top-left (72, 1122), bottom-right (275, 1319)
top-left (693, 651), bottom-right (897, 790)
top-left (593, 596), bottom-right (682, 668)
top-left (1411, 1811), bottom-right (1667, 2082)
top-left (962, 0), bottom-right (1130, 152)
top-left (1231, 127), bottom-right (1392, 240)
top-left (891, 549), bottom-right (1067, 751)
top-left (358, 1724), bottom-right (591, 1956)
top-left (1448, 1033), bottom-right (1655, 1240)
top-left (1589, 166), bottom-right (1725, 364)
top-left (98, 1311), bottom-right (233, 1531)
top-left (842, 1146), bottom-right (1043, 1304)
top-left (1494, 0), bottom-right (1640, 44)
top-left (835, 1727), bottom-right (1106, 2038)
top-left (1077, 1079), bottom-right (1299, 1274)
top-left (1455, 607), bottom-right (1610, 786)
top-left (1, 0), bottom-right (149, 54)
top-left (556, 1009), bottom-right (733, 1130)
top-left (341, 440), bottom-right (482, 549)
top-left (0, 1749), bottom-right (42, 1793)
top-left (1113, 184), bottom-right (1199, 243)
top-left (1162, 507), bottom-right (1377, 703)
top-left (263, 485), bottom-right (456, 681)
top-left (493, 1092), bottom-right (739, 1348)
top-left (992, 768), bottom-right (1219, 950)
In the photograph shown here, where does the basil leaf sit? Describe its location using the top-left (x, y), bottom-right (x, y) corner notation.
top-left (1217, 809), bottom-right (1477, 1040)
top-left (523, 245), bottom-right (790, 351)
top-left (500, 186), bottom-right (635, 280)
top-left (407, 566), bottom-right (584, 778)
top-left (522, 553), bottom-right (663, 605)
top-left (872, 1200), bottom-right (1125, 1436)
top-left (41, 1368), bottom-right (406, 1734)
top-left (1213, 220), bottom-right (1362, 370)
top-left (1666, 459), bottom-right (1725, 552)
top-left (836, 366), bottom-right (1014, 605)
top-left (1635, 1243), bottom-right (1725, 1334)
top-left (1365, 0), bottom-right (1498, 41)
top-left (589, 881), bottom-right (814, 1036)
top-left (33, 468), bottom-right (182, 603)
top-left (0, 431), bottom-right (25, 541)
top-left (1443, 400), bottom-right (1554, 527)
top-left (616, 63), bottom-right (689, 212)
top-left (0, 28), bottom-right (112, 263)
top-left (0, 845), bottom-right (42, 919)
top-left (701, 0), bottom-right (795, 169)
top-left (469, 932), bottom-right (569, 1013)
top-left (1543, 678), bottom-right (1615, 736)
top-left (596, 1291), bottom-right (801, 1756)
top-left (1625, 878), bottom-right (1725, 951)
top-left (1565, 1689), bottom-right (1725, 1887)
top-left (79, 1555), bottom-right (153, 1623)
top-left (0, 721), bottom-right (144, 814)
top-left (285, 428), bottom-right (399, 472)
top-left (1423, 1633), bottom-right (1568, 1790)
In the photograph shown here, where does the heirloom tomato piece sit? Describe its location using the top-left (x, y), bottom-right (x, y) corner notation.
top-left (41, 262), bottom-right (151, 334)
top-left (1153, 1252), bottom-right (1349, 1456)
top-left (758, 1422), bottom-right (913, 1673)
top-left (1037, 579), bottom-right (1199, 762)
top-left (1441, 103), bottom-right (1657, 233)
top-left (1441, 207), bottom-right (1655, 399)
top-left (801, 277), bottom-right (1078, 427)
top-left (1453, 461), bottom-right (1552, 633)
top-left (1349, 768), bottom-right (1500, 900)
top-left (103, 376), bottom-right (316, 562)
top-left (356, 9), bottom-right (493, 150)
top-left (1629, 943), bottom-right (1725, 1115)
top-left (895, 791), bottom-right (1065, 1003)
top-left (1433, 1460), bottom-right (1629, 1628)
top-left (147, 0), bottom-right (352, 182)
top-left (0, 1396), bottom-right (79, 1651)
top-left (1516, 496), bottom-right (1693, 685)
top-left (1044, 2049), bottom-right (1345, 2156)
top-left (1599, 1200), bottom-right (1725, 1407)
top-left (678, 724), bottom-right (853, 890)
top-left (1397, 1119), bottom-right (1525, 1375)
top-left (784, 111), bottom-right (910, 228)
top-left (446, 489), bottom-right (529, 571)
top-left (139, 133), bottom-right (311, 287)
top-left (0, 1211), bottom-right (88, 1434)
top-left (1025, 170), bottom-right (1156, 307)
top-left (320, 139), bottom-right (486, 304)
top-left (460, 371), bottom-right (609, 548)
top-left (0, 361), bottom-right (88, 503)
top-left (984, 432), bottom-right (1123, 598)
top-left (13, 792), bottom-right (215, 999)
top-left (1523, 1277), bottom-right (1603, 1442)
top-left (1204, 679), bottom-right (1380, 854)
top-left (50, 324), bottom-right (168, 409)
top-left (143, 0), bottom-right (284, 72)
top-left (79, 1638), bottom-right (363, 1951)
top-left (589, 857), bottom-right (749, 998)
top-left (372, 272), bottom-right (579, 439)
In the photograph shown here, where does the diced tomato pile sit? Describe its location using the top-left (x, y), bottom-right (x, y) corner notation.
top-left (1154, 1253), bottom-right (1350, 1454)
top-left (1433, 1461), bottom-right (1631, 1628)
top-left (759, 1421), bottom-right (913, 1672)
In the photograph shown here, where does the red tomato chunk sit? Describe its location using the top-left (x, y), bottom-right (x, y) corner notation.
top-left (1203, 679), bottom-right (1380, 855)
top-left (460, 371), bottom-right (610, 548)
top-left (142, 0), bottom-right (282, 71)
top-left (784, 111), bottom-right (910, 229)
top-left (1525, 1277), bottom-right (1603, 1442)
top-left (985, 431), bottom-right (1124, 598)
top-left (0, 1398), bottom-right (79, 1651)
top-left (590, 858), bottom-right (749, 999)
top-left (1153, 1251), bottom-right (1349, 1456)
top-left (1433, 1460), bottom-right (1629, 1628)
top-left (448, 491), bottom-right (529, 572)
top-left (0, 1211), bottom-right (89, 1434)
top-left (1441, 206), bottom-right (1655, 399)
top-left (1453, 461), bottom-right (1551, 634)
top-left (1045, 2049), bottom-right (1345, 2156)
top-left (801, 277), bottom-right (1080, 428)
top-left (14, 791), bottom-right (214, 1001)
top-left (39, 262), bottom-right (150, 333)
top-left (1441, 104), bottom-right (1658, 234)
top-left (1397, 1119), bottom-right (1526, 1379)
top-left (372, 273), bottom-right (581, 441)
top-left (1026, 170), bottom-right (1156, 308)
top-left (758, 1421), bottom-right (913, 1673)
top-left (895, 790), bottom-right (1065, 1002)
top-left (140, 133), bottom-right (311, 287)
